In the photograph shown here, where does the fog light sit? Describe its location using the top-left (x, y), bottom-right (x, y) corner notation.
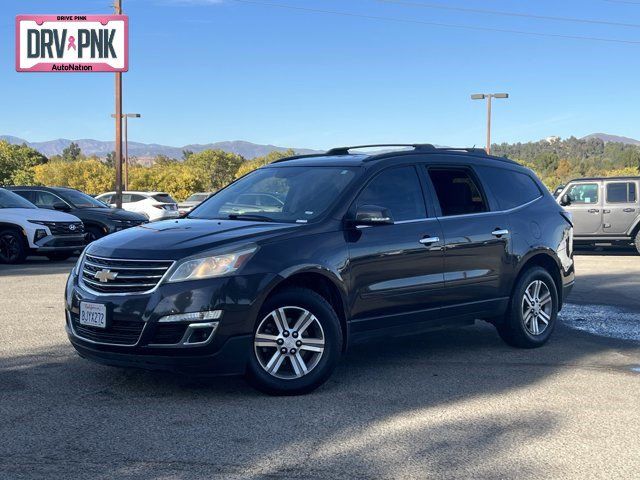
top-left (184, 322), bottom-right (219, 345)
top-left (158, 310), bottom-right (222, 323)
top-left (34, 229), bottom-right (47, 242)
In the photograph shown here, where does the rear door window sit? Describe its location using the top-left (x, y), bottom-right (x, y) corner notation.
top-left (13, 190), bottom-right (36, 203)
top-left (606, 182), bottom-right (637, 203)
top-left (427, 168), bottom-right (488, 216)
top-left (475, 166), bottom-right (542, 210)
top-left (567, 183), bottom-right (599, 204)
top-left (356, 166), bottom-right (427, 221)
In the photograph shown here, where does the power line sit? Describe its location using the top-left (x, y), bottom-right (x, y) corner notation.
top-left (377, 0), bottom-right (640, 29)
top-left (230, 0), bottom-right (640, 45)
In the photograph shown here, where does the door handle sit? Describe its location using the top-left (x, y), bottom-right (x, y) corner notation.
top-left (587, 209), bottom-right (600, 213)
top-left (603, 209), bottom-right (611, 214)
top-left (491, 229), bottom-right (509, 238)
top-left (419, 236), bottom-right (440, 245)
top-left (623, 208), bottom-right (636, 213)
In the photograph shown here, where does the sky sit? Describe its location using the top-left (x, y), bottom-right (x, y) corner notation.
top-left (1, 0), bottom-right (640, 150)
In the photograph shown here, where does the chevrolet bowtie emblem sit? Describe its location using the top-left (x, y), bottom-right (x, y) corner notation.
top-left (94, 269), bottom-right (118, 283)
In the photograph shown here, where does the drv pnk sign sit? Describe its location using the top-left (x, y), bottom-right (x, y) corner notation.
top-left (16, 15), bottom-right (128, 72)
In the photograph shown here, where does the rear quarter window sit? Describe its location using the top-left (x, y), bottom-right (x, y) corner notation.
top-left (476, 166), bottom-right (542, 210)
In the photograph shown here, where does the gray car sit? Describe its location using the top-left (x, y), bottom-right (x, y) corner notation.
top-left (558, 176), bottom-right (640, 253)
top-left (178, 192), bottom-right (213, 216)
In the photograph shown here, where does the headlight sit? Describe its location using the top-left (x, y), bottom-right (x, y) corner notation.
top-left (73, 249), bottom-right (87, 276)
top-left (166, 247), bottom-right (257, 283)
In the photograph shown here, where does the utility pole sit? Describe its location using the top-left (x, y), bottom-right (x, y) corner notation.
top-left (112, 113), bottom-right (141, 190)
top-left (471, 93), bottom-right (509, 154)
top-left (114, 0), bottom-right (123, 208)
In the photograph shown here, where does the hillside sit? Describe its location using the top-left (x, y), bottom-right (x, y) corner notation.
top-left (0, 136), bottom-right (319, 160)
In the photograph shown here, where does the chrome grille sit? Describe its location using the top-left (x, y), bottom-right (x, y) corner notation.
top-left (38, 221), bottom-right (84, 235)
top-left (81, 254), bottom-right (173, 294)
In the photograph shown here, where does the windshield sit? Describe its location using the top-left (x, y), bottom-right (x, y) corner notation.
top-left (0, 189), bottom-right (37, 209)
top-left (190, 166), bottom-right (358, 223)
top-left (60, 189), bottom-right (110, 209)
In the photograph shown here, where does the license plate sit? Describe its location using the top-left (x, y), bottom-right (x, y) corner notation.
top-left (79, 302), bottom-right (107, 329)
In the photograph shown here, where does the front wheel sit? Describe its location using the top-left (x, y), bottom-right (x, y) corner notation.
top-left (634, 231), bottom-right (640, 255)
top-left (246, 287), bottom-right (343, 395)
top-left (0, 229), bottom-right (27, 264)
top-left (496, 266), bottom-right (558, 348)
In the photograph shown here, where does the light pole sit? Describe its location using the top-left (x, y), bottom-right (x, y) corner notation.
top-left (114, 0), bottom-right (123, 208)
top-left (111, 113), bottom-right (141, 190)
top-left (471, 93), bottom-right (509, 154)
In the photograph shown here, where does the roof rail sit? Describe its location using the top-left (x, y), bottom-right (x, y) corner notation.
top-left (271, 152), bottom-right (333, 164)
top-left (434, 147), bottom-right (488, 155)
top-left (325, 144), bottom-right (436, 156)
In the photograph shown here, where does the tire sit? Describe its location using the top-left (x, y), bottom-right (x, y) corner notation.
top-left (85, 225), bottom-right (104, 243)
top-left (496, 266), bottom-right (558, 348)
top-left (46, 252), bottom-right (74, 262)
top-left (634, 231), bottom-right (640, 255)
top-left (0, 228), bottom-right (27, 264)
top-left (246, 287), bottom-right (343, 395)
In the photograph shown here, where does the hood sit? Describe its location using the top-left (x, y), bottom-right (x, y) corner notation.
top-left (73, 207), bottom-right (147, 222)
top-left (87, 218), bottom-right (303, 260)
top-left (1, 208), bottom-right (82, 223)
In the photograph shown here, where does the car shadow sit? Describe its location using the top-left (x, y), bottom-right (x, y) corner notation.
top-left (0, 257), bottom-right (77, 277)
top-left (1, 321), bottom-right (637, 479)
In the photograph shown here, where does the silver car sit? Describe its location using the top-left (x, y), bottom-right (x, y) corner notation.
top-left (558, 176), bottom-right (640, 253)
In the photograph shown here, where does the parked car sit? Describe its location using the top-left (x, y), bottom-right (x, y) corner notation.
top-left (94, 191), bottom-right (179, 222)
top-left (7, 186), bottom-right (147, 243)
top-left (0, 188), bottom-right (85, 264)
top-left (557, 176), bottom-right (640, 253)
top-left (178, 192), bottom-right (214, 216)
top-left (552, 184), bottom-right (565, 198)
top-left (65, 144), bottom-right (574, 395)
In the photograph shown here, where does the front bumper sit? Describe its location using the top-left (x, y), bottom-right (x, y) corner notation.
top-left (35, 233), bottom-right (85, 251)
top-left (65, 270), bottom-right (277, 376)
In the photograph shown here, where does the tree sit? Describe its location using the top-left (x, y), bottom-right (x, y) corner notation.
top-left (0, 141), bottom-right (48, 185)
top-left (235, 149), bottom-right (294, 179)
top-left (32, 159), bottom-right (113, 194)
top-left (184, 149), bottom-right (244, 191)
top-left (105, 151), bottom-right (116, 168)
top-left (62, 142), bottom-right (82, 162)
top-left (182, 149), bottom-right (194, 161)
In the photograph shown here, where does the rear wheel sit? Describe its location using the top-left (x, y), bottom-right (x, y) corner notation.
top-left (0, 228), bottom-right (27, 264)
top-left (634, 231), bottom-right (640, 255)
top-left (246, 287), bottom-right (342, 395)
top-left (496, 266), bottom-right (558, 348)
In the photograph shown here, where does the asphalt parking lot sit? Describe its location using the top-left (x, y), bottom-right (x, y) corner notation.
top-left (1, 252), bottom-right (639, 479)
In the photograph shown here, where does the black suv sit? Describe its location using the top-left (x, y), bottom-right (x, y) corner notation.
top-left (65, 145), bottom-right (575, 395)
top-left (8, 186), bottom-right (147, 242)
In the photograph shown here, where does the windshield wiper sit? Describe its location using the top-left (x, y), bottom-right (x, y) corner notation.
top-left (226, 214), bottom-right (275, 222)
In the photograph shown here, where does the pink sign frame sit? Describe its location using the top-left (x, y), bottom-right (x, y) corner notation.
top-left (16, 15), bottom-right (129, 73)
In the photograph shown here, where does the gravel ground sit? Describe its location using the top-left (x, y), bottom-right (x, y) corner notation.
top-left (0, 252), bottom-right (638, 480)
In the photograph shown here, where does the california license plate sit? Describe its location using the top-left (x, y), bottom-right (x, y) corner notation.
top-left (79, 302), bottom-right (107, 329)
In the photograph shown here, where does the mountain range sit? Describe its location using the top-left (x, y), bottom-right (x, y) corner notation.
top-left (1, 133), bottom-right (639, 161)
top-left (0, 135), bottom-right (319, 160)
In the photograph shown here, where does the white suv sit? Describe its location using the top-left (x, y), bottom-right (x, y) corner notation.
top-left (95, 191), bottom-right (180, 222)
top-left (0, 188), bottom-right (85, 264)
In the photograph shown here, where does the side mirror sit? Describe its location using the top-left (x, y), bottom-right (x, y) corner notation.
top-left (353, 205), bottom-right (394, 226)
top-left (560, 194), bottom-right (572, 206)
top-left (52, 202), bottom-right (71, 212)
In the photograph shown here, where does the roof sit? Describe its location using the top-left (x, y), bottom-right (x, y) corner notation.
top-left (568, 176), bottom-right (640, 182)
top-left (97, 191), bottom-right (169, 195)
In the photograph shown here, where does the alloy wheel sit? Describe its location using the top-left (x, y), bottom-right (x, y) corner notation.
top-left (254, 306), bottom-right (325, 380)
top-left (0, 233), bottom-right (20, 262)
top-left (521, 279), bottom-right (553, 336)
